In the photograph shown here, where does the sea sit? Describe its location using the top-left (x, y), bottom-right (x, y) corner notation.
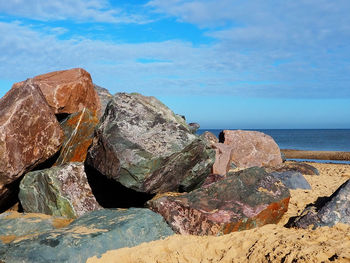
top-left (197, 129), bottom-right (350, 164)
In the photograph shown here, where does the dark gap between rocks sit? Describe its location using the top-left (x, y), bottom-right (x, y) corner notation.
top-left (0, 176), bottom-right (23, 213)
top-left (31, 150), bottom-right (61, 172)
top-left (84, 164), bottom-right (155, 208)
top-left (55, 113), bottom-right (70, 122)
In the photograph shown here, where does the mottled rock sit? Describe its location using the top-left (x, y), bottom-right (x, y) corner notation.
top-left (212, 143), bottom-right (233, 175)
top-left (148, 167), bottom-right (290, 235)
top-left (0, 212), bottom-right (71, 243)
top-left (292, 179), bottom-right (350, 229)
top-left (219, 130), bottom-right (283, 168)
top-left (0, 80), bottom-right (63, 208)
top-left (188, 122), bottom-right (200, 134)
top-left (270, 171), bottom-right (311, 190)
top-left (94, 84), bottom-right (113, 118)
top-left (201, 173), bottom-right (225, 188)
top-left (87, 92), bottom-right (215, 193)
top-left (266, 162), bottom-right (319, 176)
top-left (0, 208), bottom-right (174, 263)
top-left (13, 68), bottom-right (101, 115)
top-left (19, 163), bottom-right (101, 218)
top-left (199, 131), bottom-right (219, 146)
top-left (55, 108), bottom-right (99, 165)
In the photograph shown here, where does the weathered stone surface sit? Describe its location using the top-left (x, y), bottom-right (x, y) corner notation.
top-left (188, 122), bottom-right (200, 134)
top-left (219, 130), bottom-right (283, 168)
top-left (201, 173), bottom-right (225, 188)
top-left (55, 108), bottom-right (98, 165)
top-left (87, 92), bottom-right (215, 194)
top-left (0, 212), bottom-right (71, 243)
top-left (0, 80), bottom-right (63, 207)
top-left (0, 208), bottom-right (174, 263)
top-left (270, 171), bottom-right (311, 190)
top-left (148, 167), bottom-right (290, 235)
top-left (94, 84), bottom-right (113, 118)
top-left (199, 131), bottom-right (219, 146)
top-left (19, 163), bottom-right (101, 218)
top-left (212, 143), bottom-right (234, 176)
top-left (13, 68), bottom-right (101, 115)
top-left (292, 179), bottom-right (350, 229)
top-left (266, 162), bottom-right (319, 176)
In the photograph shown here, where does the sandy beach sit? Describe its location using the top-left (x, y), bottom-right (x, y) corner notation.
top-left (87, 161), bottom-right (350, 263)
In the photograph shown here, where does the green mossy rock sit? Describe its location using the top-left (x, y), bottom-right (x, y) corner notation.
top-left (19, 163), bottom-right (101, 218)
top-left (87, 92), bottom-right (215, 193)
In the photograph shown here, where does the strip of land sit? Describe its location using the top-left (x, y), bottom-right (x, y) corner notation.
top-left (281, 149), bottom-right (350, 161)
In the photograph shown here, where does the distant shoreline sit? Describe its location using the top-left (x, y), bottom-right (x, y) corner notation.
top-left (281, 149), bottom-right (350, 161)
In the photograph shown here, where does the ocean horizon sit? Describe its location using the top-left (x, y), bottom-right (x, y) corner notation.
top-left (197, 128), bottom-right (350, 154)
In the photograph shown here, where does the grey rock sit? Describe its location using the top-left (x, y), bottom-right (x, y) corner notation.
top-left (292, 179), bottom-right (350, 228)
top-left (266, 162), bottom-right (319, 176)
top-left (270, 171), bottom-right (311, 190)
top-left (188, 122), bottom-right (200, 134)
top-left (199, 131), bottom-right (219, 147)
top-left (94, 84), bottom-right (113, 118)
top-left (86, 92), bottom-right (215, 193)
top-left (0, 208), bottom-right (174, 263)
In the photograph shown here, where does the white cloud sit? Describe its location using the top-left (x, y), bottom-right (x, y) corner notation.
top-left (0, 0), bottom-right (151, 24)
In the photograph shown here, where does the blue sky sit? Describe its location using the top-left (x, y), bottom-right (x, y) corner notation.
top-left (0, 0), bottom-right (349, 128)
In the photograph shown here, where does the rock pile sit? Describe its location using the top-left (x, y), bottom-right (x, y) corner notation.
top-left (0, 68), bottom-right (335, 262)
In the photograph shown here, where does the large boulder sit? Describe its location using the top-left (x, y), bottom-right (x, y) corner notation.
top-left (0, 208), bottom-right (174, 263)
top-left (13, 68), bottom-right (101, 116)
top-left (19, 163), bottom-right (101, 218)
top-left (55, 108), bottom-right (99, 165)
top-left (0, 212), bottom-right (71, 243)
top-left (86, 93), bottom-right (215, 194)
top-left (148, 167), bottom-right (290, 235)
top-left (291, 179), bottom-right (350, 229)
top-left (219, 130), bottom-right (283, 168)
top-left (0, 80), bottom-right (63, 208)
top-left (270, 171), bottom-right (311, 190)
top-left (94, 84), bottom-right (113, 118)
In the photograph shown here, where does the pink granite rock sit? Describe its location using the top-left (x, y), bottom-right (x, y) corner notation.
top-left (13, 68), bottom-right (101, 116)
top-left (0, 80), bottom-right (63, 207)
top-left (212, 143), bottom-right (234, 175)
top-left (219, 130), bottom-right (282, 168)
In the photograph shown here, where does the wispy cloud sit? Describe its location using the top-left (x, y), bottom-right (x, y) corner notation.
top-left (0, 0), bottom-right (151, 24)
top-left (0, 1), bottom-right (350, 100)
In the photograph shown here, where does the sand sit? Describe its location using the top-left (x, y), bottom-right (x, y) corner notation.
top-left (87, 162), bottom-right (350, 263)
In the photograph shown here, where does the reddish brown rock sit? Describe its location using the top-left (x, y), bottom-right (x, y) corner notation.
top-left (212, 143), bottom-right (234, 175)
top-left (13, 68), bottom-right (101, 115)
top-left (0, 80), bottom-right (63, 207)
top-left (148, 167), bottom-right (290, 235)
top-left (219, 130), bottom-right (282, 168)
top-left (55, 108), bottom-right (99, 165)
